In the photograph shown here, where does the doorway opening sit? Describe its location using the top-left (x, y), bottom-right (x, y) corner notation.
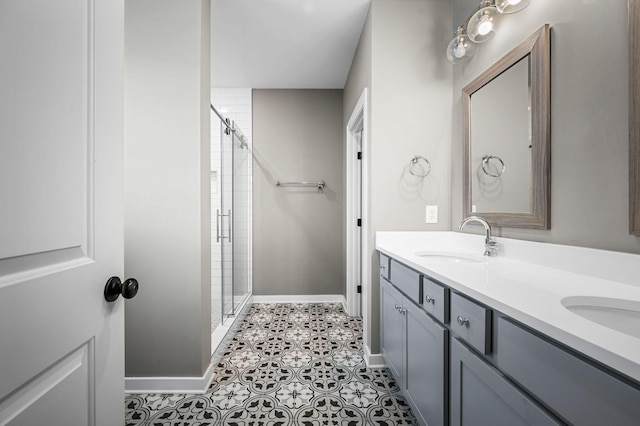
top-left (346, 89), bottom-right (369, 323)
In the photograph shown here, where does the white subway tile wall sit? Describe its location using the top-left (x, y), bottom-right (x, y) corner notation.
top-left (210, 88), bottom-right (253, 335)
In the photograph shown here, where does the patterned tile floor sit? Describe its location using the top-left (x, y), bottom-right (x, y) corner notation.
top-left (125, 302), bottom-right (416, 425)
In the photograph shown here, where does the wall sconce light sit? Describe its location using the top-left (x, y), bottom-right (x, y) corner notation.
top-left (495, 0), bottom-right (531, 14)
top-left (446, 0), bottom-right (532, 64)
top-left (467, 0), bottom-right (500, 43)
top-left (446, 26), bottom-right (476, 63)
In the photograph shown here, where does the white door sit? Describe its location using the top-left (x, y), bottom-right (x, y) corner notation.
top-left (0, 1), bottom-right (125, 425)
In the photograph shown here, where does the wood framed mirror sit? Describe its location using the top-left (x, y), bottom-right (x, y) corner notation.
top-left (462, 25), bottom-right (551, 229)
top-left (630, 0), bottom-right (640, 236)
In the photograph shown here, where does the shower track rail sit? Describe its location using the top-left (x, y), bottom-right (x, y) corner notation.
top-left (210, 103), bottom-right (248, 149)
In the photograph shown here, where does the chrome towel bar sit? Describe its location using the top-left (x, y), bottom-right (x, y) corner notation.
top-left (276, 180), bottom-right (325, 191)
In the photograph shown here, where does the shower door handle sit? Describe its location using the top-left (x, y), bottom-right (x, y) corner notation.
top-left (216, 209), bottom-right (232, 242)
top-left (216, 209), bottom-right (221, 242)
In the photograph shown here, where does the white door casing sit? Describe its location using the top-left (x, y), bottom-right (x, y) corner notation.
top-left (0, 1), bottom-right (124, 425)
top-left (356, 129), bottom-right (363, 316)
top-left (346, 89), bottom-right (368, 323)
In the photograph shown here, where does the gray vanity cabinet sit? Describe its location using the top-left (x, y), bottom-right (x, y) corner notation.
top-left (381, 279), bottom-right (405, 385)
top-left (379, 252), bottom-right (640, 426)
top-left (405, 301), bottom-right (448, 426)
top-left (381, 277), bottom-right (447, 426)
top-left (450, 338), bottom-right (561, 426)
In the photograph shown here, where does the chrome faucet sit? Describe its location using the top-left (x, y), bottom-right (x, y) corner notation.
top-left (459, 216), bottom-right (498, 256)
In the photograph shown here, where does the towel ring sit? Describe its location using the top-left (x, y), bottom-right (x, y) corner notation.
top-left (409, 155), bottom-right (431, 178)
top-left (481, 155), bottom-right (505, 177)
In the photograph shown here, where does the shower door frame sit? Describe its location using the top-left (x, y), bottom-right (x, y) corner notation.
top-left (220, 122), bottom-right (234, 322)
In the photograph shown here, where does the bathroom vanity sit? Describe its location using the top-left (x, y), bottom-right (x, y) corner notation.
top-left (377, 232), bottom-right (640, 426)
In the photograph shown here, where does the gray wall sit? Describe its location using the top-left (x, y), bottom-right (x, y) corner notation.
top-left (253, 89), bottom-right (344, 296)
top-left (452, 0), bottom-right (640, 254)
top-left (344, 0), bottom-right (453, 354)
top-left (124, 0), bottom-right (211, 377)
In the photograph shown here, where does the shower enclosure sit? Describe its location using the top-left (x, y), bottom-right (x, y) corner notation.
top-left (211, 101), bottom-right (251, 351)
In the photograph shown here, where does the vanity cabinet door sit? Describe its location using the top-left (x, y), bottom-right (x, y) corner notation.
top-left (381, 279), bottom-right (405, 387)
top-left (380, 253), bottom-right (390, 281)
top-left (497, 317), bottom-right (640, 426)
top-left (406, 304), bottom-right (448, 426)
top-left (450, 338), bottom-right (561, 426)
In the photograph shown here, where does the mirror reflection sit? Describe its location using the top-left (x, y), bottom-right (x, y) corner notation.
top-left (470, 56), bottom-right (532, 213)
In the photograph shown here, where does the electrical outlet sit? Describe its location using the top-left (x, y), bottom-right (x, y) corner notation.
top-left (426, 205), bottom-right (438, 224)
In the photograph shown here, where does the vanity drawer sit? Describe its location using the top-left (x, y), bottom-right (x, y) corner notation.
top-left (421, 275), bottom-right (449, 324)
top-left (379, 253), bottom-right (390, 281)
top-left (497, 317), bottom-right (640, 426)
top-left (390, 259), bottom-right (420, 304)
top-left (450, 292), bottom-right (491, 354)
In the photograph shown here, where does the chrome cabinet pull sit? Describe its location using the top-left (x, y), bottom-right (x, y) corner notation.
top-left (425, 295), bottom-right (435, 304)
top-left (457, 316), bottom-right (470, 326)
top-left (394, 304), bottom-right (407, 315)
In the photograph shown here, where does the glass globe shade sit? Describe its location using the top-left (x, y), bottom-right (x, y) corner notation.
top-left (467, 1), bottom-right (499, 43)
top-left (446, 26), bottom-right (476, 64)
top-left (495, 0), bottom-right (531, 14)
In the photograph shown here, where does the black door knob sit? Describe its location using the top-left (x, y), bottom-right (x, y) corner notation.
top-left (104, 276), bottom-right (139, 302)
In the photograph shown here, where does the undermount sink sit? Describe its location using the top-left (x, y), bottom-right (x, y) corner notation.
top-left (561, 296), bottom-right (640, 339)
top-left (414, 251), bottom-right (485, 264)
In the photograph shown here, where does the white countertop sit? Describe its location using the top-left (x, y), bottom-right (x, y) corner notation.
top-left (376, 231), bottom-right (640, 382)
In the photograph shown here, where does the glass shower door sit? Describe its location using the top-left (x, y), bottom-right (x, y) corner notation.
top-left (211, 104), bottom-right (251, 334)
top-left (219, 121), bottom-right (250, 321)
top-left (232, 126), bottom-right (250, 312)
top-left (211, 97), bottom-right (253, 358)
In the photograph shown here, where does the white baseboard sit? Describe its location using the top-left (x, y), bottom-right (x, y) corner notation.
top-left (125, 362), bottom-right (216, 394)
top-left (252, 294), bottom-right (347, 311)
top-left (364, 345), bottom-right (386, 368)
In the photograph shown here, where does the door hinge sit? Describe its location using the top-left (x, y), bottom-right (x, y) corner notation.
top-left (357, 152), bottom-right (362, 160)
top-left (357, 285), bottom-right (362, 293)
top-left (357, 218), bottom-right (362, 227)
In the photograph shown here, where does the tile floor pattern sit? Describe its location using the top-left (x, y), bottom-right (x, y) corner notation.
top-left (125, 302), bottom-right (417, 425)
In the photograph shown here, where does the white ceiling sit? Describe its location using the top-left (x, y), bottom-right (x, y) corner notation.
top-left (211, 0), bottom-right (371, 89)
